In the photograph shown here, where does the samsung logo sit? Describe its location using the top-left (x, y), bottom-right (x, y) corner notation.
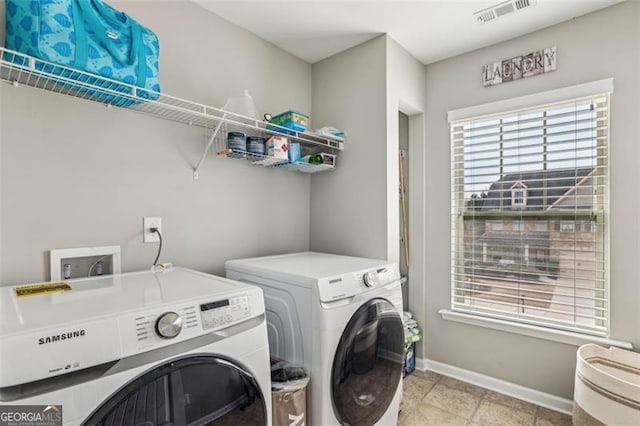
top-left (38, 330), bottom-right (85, 345)
top-left (329, 278), bottom-right (342, 284)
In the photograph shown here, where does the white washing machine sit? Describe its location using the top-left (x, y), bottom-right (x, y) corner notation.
top-left (0, 267), bottom-right (271, 425)
top-left (226, 252), bottom-right (405, 426)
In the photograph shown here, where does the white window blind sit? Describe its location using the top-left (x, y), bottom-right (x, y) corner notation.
top-left (450, 92), bottom-right (610, 336)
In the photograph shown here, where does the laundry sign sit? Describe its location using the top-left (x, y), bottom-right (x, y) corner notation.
top-left (483, 47), bottom-right (557, 87)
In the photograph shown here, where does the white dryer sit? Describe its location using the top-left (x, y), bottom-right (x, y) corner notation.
top-left (226, 252), bottom-right (405, 426)
top-left (0, 267), bottom-right (271, 425)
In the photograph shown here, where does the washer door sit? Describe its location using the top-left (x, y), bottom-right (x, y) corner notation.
top-left (83, 355), bottom-right (266, 426)
top-left (331, 298), bottom-right (404, 426)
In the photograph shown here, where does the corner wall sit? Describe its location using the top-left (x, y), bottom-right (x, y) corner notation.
top-left (0, 1), bottom-right (312, 285)
top-left (310, 36), bottom-right (427, 273)
top-left (310, 36), bottom-right (388, 259)
top-left (424, 2), bottom-right (640, 398)
top-left (386, 38), bottom-right (428, 341)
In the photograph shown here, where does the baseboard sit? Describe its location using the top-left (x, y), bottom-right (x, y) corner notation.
top-left (415, 358), bottom-right (573, 415)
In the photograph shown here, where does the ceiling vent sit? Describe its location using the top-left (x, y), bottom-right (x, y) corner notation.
top-left (474, 0), bottom-right (537, 24)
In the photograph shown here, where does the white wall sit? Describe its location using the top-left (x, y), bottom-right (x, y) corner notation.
top-left (310, 36), bottom-right (388, 259)
top-left (0, 1), bottom-right (313, 285)
top-left (423, 1), bottom-right (640, 399)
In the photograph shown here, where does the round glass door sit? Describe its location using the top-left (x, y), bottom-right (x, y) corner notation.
top-left (84, 356), bottom-right (266, 426)
top-left (331, 298), bottom-right (404, 426)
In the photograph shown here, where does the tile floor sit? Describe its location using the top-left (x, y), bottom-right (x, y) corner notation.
top-left (399, 370), bottom-right (573, 426)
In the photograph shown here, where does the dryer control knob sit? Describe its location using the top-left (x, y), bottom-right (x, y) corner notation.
top-left (363, 271), bottom-right (378, 287)
top-left (155, 312), bottom-right (183, 339)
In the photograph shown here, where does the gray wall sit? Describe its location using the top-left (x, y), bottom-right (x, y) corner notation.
top-left (423, 1), bottom-right (640, 399)
top-left (0, 1), bottom-right (313, 285)
top-left (386, 36), bottom-right (428, 266)
top-left (310, 36), bottom-right (388, 259)
top-left (386, 37), bottom-right (428, 349)
top-left (309, 35), bottom-right (426, 272)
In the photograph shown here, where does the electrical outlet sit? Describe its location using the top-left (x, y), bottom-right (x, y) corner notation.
top-left (143, 217), bottom-right (162, 243)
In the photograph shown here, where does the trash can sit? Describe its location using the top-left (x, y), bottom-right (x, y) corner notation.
top-left (271, 359), bottom-right (309, 426)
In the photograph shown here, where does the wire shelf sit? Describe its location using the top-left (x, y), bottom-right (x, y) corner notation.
top-left (218, 148), bottom-right (335, 173)
top-left (0, 48), bottom-right (343, 176)
top-left (276, 161), bottom-right (335, 174)
top-left (218, 148), bottom-right (289, 166)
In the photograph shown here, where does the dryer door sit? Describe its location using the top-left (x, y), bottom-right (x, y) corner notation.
top-left (83, 355), bottom-right (266, 425)
top-left (331, 298), bottom-right (404, 426)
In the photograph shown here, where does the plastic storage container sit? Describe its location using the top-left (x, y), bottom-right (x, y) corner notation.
top-left (227, 132), bottom-right (247, 158)
top-left (246, 136), bottom-right (265, 161)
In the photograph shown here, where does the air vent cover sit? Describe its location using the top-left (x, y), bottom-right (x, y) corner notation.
top-left (474, 0), bottom-right (537, 24)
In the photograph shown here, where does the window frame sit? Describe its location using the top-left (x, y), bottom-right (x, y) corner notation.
top-left (510, 182), bottom-right (528, 207)
top-left (559, 221), bottom-right (575, 233)
top-left (448, 79), bottom-right (612, 338)
top-left (535, 221), bottom-right (548, 232)
top-left (489, 220), bottom-right (504, 231)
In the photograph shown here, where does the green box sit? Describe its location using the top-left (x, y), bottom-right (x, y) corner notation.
top-left (268, 110), bottom-right (309, 133)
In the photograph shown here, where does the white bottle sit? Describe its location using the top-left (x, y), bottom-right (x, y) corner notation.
top-left (224, 89), bottom-right (258, 120)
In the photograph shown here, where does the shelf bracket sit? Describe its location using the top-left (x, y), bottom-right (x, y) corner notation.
top-left (193, 119), bottom-right (225, 180)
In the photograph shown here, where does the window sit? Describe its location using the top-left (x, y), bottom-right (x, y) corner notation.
top-left (535, 221), bottom-right (548, 232)
top-left (489, 220), bottom-right (504, 231)
top-left (560, 221), bottom-right (575, 233)
top-left (450, 81), bottom-right (610, 336)
top-left (512, 189), bottom-right (526, 206)
top-left (511, 182), bottom-right (528, 207)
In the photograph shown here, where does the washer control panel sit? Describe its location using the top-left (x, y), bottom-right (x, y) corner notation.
top-left (117, 283), bottom-right (264, 359)
top-left (318, 263), bottom-right (401, 303)
top-left (200, 295), bottom-right (250, 330)
top-left (133, 305), bottom-right (199, 350)
top-left (361, 265), bottom-right (399, 288)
